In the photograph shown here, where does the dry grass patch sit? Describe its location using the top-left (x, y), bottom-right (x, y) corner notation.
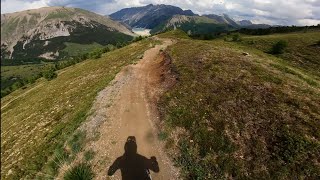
top-left (158, 34), bottom-right (320, 179)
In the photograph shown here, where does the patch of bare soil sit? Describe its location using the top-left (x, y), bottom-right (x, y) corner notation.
top-left (60, 38), bottom-right (180, 179)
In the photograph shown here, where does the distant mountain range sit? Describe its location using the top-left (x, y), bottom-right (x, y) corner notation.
top-left (1, 7), bottom-right (134, 60)
top-left (110, 4), bottom-right (271, 35)
top-left (1, 4), bottom-right (272, 60)
top-left (109, 4), bottom-right (195, 29)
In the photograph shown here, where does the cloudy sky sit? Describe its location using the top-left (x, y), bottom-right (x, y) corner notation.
top-left (1, 0), bottom-right (320, 26)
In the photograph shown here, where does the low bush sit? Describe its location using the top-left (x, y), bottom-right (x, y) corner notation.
top-left (44, 145), bottom-right (70, 176)
top-left (132, 35), bottom-right (144, 42)
top-left (84, 150), bottom-right (95, 161)
top-left (232, 33), bottom-right (242, 42)
top-left (270, 40), bottom-right (288, 54)
top-left (64, 163), bottom-right (94, 180)
top-left (68, 131), bottom-right (86, 154)
top-left (43, 68), bottom-right (58, 80)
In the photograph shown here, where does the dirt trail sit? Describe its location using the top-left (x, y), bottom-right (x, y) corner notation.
top-left (77, 38), bottom-right (179, 179)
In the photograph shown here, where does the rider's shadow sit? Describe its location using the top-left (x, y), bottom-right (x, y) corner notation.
top-left (108, 136), bottom-right (160, 179)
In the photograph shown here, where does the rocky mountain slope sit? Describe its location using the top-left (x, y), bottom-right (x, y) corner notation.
top-left (204, 14), bottom-right (240, 27)
top-left (1, 7), bottom-right (134, 59)
top-left (204, 14), bottom-right (271, 29)
top-left (150, 15), bottom-right (235, 35)
top-left (110, 4), bottom-right (271, 35)
top-left (109, 4), bottom-right (195, 29)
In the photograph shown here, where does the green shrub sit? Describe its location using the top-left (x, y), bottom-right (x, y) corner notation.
top-left (270, 40), bottom-right (288, 54)
top-left (158, 131), bottom-right (168, 141)
top-left (11, 81), bottom-right (24, 90)
top-left (1, 89), bottom-right (11, 98)
top-left (116, 42), bottom-right (125, 48)
top-left (68, 131), bottom-right (86, 154)
top-left (43, 68), bottom-right (57, 80)
top-left (44, 145), bottom-right (70, 176)
top-left (84, 150), bottom-right (95, 161)
top-left (232, 33), bottom-right (242, 42)
top-left (132, 36), bottom-right (144, 42)
top-left (90, 53), bottom-right (101, 59)
top-left (88, 49), bottom-right (103, 59)
top-left (64, 163), bottom-right (94, 180)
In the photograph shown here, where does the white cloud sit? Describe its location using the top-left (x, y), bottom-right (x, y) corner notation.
top-left (1, 0), bottom-right (48, 14)
top-left (1, 0), bottom-right (320, 26)
top-left (298, 18), bottom-right (320, 26)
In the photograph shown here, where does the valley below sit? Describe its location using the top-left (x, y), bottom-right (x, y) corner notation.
top-left (132, 28), bottom-right (152, 36)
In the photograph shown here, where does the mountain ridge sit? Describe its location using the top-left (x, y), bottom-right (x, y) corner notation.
top-left (110, 4), bottom-right (271, 35)
top-left (1, 6), bottom-right (134, 59)
top-left (150, 14), bottom-right (235, 35)
top-left (109, 4), bottom-right (195, 29)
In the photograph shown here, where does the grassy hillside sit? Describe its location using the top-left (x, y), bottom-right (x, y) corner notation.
top-left (151, 15), bottom-right (234, 35)
top-left (1, 63), bottom-right (51, 90)
top-left (1, 38), bottom-right (156, 179)
top-left (1, 41), bottom-right (124, 98)
top-left (62, 42), bottom-right (105, 57)
top-left (239, 32), bottom-right (320, 79)
top-left (158, 30), bottom-right (320, 179)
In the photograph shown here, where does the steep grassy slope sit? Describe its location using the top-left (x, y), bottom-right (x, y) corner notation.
top-left (1, 39), bottom-right (156, 179)
top-left (158, 30), bottom-right (320, 179)
top-left (239, 32), bottom-right (320, 79)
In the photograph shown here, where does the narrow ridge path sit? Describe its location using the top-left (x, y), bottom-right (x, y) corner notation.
top-left (80, 38), bottom-right (179, 179)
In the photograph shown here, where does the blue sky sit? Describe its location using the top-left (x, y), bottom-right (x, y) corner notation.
top-left (1, 0), bottom-right (320, 26)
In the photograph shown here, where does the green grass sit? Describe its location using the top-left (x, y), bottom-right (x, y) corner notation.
top-left (40, 130), bottom-right (89, 177)
top-left (1, 63), bottom-right (52, 90)
top-left (239, 31), bottom-right (320, 79)
top-left (68, 131), bottom-right (86, 154)
top-left (83, 150), bottom-right (95, 162)
top-left (158, 131), bottom-right (169, 141)
top-left (1, 64), bottom-right (46, 81)
top-left (0, 38), bottom-right (158, 179)
top-left (64, 163), bottom-right (94, 180)
top-left (270, 63), bottom-right (318, 86)
top-left (157, 29), bottom-right (191, 39)
top-left (158, 31), bottom-right (320, 179)
top-left (62, 42), bottom-right (105, 57)
top-left (42, 144), bottom-right (71, 177)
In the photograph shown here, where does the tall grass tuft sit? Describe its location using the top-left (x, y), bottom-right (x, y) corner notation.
top-left (64, 163), bottom-right (94, 180)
